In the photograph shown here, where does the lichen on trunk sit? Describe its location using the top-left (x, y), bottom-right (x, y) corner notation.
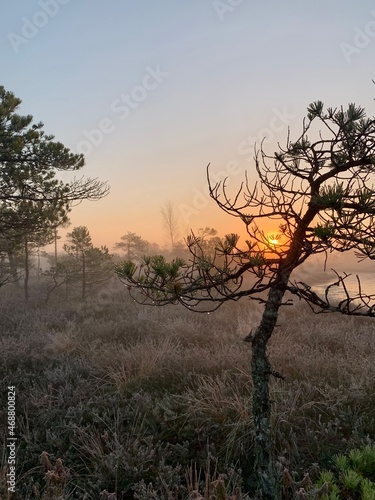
top-left (250, 277), bottom-right (290, 499)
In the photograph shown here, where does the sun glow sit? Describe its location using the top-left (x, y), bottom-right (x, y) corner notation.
top-left (266, 234), bottom-right (280, 246)
top-left (262, 232), bottom-right (290, 256)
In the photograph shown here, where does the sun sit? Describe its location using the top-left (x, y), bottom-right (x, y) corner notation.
top-left (266, 234), bottom-right (280, 246)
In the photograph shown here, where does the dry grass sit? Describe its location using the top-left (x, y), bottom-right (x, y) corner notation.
top-left (0, 282), bottom-right (374, 498)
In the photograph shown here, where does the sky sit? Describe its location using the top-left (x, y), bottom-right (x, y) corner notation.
top-left (2, 0), bottom-right (375, 252)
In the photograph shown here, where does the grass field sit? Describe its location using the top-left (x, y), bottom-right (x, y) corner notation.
top-left (1, 280), bottom-right (375, 498)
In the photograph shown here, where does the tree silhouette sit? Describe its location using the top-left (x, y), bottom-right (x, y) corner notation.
top-left (0, 86), bottom-right (109, 239)
top-left (0, 231), bottom-right (23, 286)
top-left (116, 101), bottom-right (375, 498)
top-left (63, 226), bottom-right (113, 301)
top-left (114, 232), bottom-right (151, 260)
top-left (161, 201), bottom-right (181, 250)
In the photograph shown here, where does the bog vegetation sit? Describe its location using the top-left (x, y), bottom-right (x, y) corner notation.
top-left (0, 279), bottom-right (375, 498)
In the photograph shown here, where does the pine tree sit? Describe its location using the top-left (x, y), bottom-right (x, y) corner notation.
top-left (116, 101), bottom-right (375, 498)
top-left (63, 226), bottom-right (113, 301)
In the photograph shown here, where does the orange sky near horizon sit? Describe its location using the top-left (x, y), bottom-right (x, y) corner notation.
top-left (2, 1), bottom-right (375, 262)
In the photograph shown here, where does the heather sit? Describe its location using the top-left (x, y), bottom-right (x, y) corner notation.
top-left (1, 282), bottom-right (374, 498)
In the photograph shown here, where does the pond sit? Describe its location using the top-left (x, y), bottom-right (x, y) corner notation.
top-left (312, 271), bottom-right (375, 302)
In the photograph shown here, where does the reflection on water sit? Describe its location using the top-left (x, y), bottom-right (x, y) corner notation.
top-left (313, 272), bottom-right (375, 301)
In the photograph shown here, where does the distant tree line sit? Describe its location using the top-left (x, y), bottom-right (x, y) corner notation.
top-left (0, 86), bottom-right (225, 303)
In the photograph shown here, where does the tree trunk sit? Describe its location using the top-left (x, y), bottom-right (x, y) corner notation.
top-left (54, 228), bottom-right (58, 268)
top-left (82, 252), bottom-right (86, 301)
top-left (250, 276), bottom-right (290, 499)
top-left (0, 254), bottom-right (5, 281)
top-left (24, 238), bottom-right (29, 301)
top-left (37, 247), bottom-right (40, 281)
top-left (7, 252), bottom-right (19, 286)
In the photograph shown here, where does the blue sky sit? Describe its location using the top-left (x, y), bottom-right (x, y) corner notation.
top-left (2, 0), bottom-right (375, 248)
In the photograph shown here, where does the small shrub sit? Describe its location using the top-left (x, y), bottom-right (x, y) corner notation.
top-left (285, 445), bottom-right (375, 499)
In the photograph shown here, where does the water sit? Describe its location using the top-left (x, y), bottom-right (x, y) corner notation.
top-left (313, 271), bottom-right (375, 302)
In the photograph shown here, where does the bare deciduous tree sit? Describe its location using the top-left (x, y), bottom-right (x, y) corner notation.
top-left (161, 201), bottom-right (181, 250)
